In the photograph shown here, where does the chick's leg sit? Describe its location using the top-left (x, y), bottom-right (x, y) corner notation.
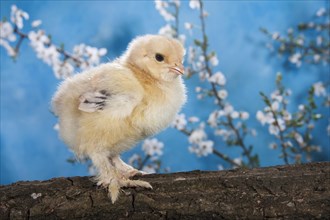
top-left (90, 152), bottom-right (152, 203)
top-left (111, 156), bottom-right (147, 178)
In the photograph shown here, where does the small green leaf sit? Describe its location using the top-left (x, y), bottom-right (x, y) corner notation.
top-left (194, 39), bottom-right (202, 47)
top-left (259, 27), bottom-right (269, 34)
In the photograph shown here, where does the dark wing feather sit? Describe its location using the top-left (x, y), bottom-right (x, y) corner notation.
top-left (78, 90), bottom-right (111, 112)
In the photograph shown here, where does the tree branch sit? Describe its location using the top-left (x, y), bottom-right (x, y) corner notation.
top-left (1, 162), bottom-right (329, 219)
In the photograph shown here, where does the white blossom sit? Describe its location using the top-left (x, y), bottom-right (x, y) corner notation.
top-left (268, 118), bottom-right (285, 136)
top-left (188, 116), bottom-right (200, 123)
top-left (218, 164), bottom-right (224, 170)
top-left (289, 53), bottom-right (302, 67)
top-left (233, 157), bottom-right (242, 168)
top-left (0, 21), bottom-right (16, 42)
top-left (217, 89), bottom-right (228, 100)
top-left (277, 118), bottom-right (286, 131)
top-left (178, 34), bottom-right (186, 45)
top-left (271, 90), bottom-right (283, 102)
top-left (298, 105), bottom-right (305, 111)
top-left (208, 110), bottom-right (219, 127)
top-left (208, 71), bottom-right (226, 86)
top-left (198, 141), bottom-right (213, 156)
top-left (308, 22), bottom-right (315, 28)
top-left (85, 45), bottom-right (106, 66)
top-left (209, 54), bottom-right (219, 66)
top-left (197, 94), bottom-right (203, 100)
top-left (251, 129), bottom-right (257, 137)
top-left (184, 22), bottom-right (193, 30)
top-left (42, 45), bottom-right (60, 66)
top-left (313, 82), bottom-right (326, 97)
top-left (283, 111), bottom-right (292, 121)
top-left (142, 165), bottom-right (157, 174)
top-left (155, 0), bottom-right (168, 9)
top-left (215, 129), bottom-right (232, 141)
top-left (311, 145), bottom-right (322, 152)
top-left (240, 112), bottom-right (249, 120)
top-left (308, 123), bottom-right (315, 130)
top-left (189, 140), bottom-right (213, 157)
top-left (188, 127), bottom-right (206, 144)
top-left (286, 89), bottom-right (292, 96)
top-left (128, 153), bottom-right (140, 166)
top-left (53, 123), bottom-right (60, 131)
top-left (327, 124), bottom-right (330, 136)
top-left (11, 5), bottom-right (29, 29)
top-left (296, 38), bottom-right (304, 46)
top-left (188, 46), bottom-right (196, 64)
top-left (53, 61), bottom-right (75, 79)
top-left (195, 86), bottom-right (202, 93)
top-left (313, 54), bottom-right (321, 63)
top-left (271, 101), bottom-right (280, 111)
top-left (316, 7), bottom-right (326, 17)
top-left (316, 36), bottom-right (322, 46)
top-left (36, 45), bottom-right (59, 66)
top-left (0, 39), bottom-right (16, 56)
top-left (28, 30), bottom-right (50, 50)
top-left (31, 20), bottom-right (42, 28)
top-left (224, 104), bottom-right (234, 115)
top-left (284, 141), bottom-right (293, 148)
top-left (236, 122), bottom-right (243, 130)
top-left (98, 48), bottom-right (107, 56)
top-left (72, 44), bottom-right (107, 70)
top-left (142, 138), bottom-right (164, 157)
top-left (202, 10), bottom-right (209, 17)
top-left (272, 32), bottom-right (280, 40)
top-left (189, 0), bottom-right (200, 9)
top-left (158, 24), bottom-right (176, 38)
top-left (294, 132), bottom-right (305, 146)
top-left (198, 71), bottom-right (208, 81)
top-left (268, 125), bottom-right (279, 136)
top-left (155, 0), bottom-right (175, 21)
top-left (171, 0), bottom-right (180, 7)
top-left (256, 111), bottom-right (274, 125)
top-left (231, 111), bottom-right (239, 119)
top-left (172, 113), bottom-right (187, 130)
top-left (269, 142), bottom-right (277, 149)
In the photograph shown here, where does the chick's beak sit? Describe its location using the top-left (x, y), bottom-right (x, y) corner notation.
top-left (169, 64), bottom-right (185, 75)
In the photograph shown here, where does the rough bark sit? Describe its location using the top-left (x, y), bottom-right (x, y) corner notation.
top-left (1, 162), bottom-right (329, 219)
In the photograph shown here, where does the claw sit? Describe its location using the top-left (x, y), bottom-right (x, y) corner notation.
top-left (100, 178), bottom-right (152, 203)
top-left (122, 179), bottom-right (153, 189)
top-left (129, 170), bottom-right (148, 178)
top-left (108, 179), bottom-right (120, 203)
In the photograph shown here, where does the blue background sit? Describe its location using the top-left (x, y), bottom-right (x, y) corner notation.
top-left (1, 0), bottom-right (329, 184)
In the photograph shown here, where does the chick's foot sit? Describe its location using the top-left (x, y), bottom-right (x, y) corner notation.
top-left (98, 174), bottom-right (152, 203)
top-left (112, 156), bottom-right (148, 179)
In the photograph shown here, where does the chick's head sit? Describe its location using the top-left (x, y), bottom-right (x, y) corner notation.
top-left (123, 35), bottom-right (185, 82)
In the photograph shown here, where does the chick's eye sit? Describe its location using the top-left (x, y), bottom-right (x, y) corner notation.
top-left (155, 53), bottom-right (164, 62)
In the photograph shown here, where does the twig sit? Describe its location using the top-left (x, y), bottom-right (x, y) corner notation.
top-left (197, 0), bottom-right (256, 167)
top-left (138, 155), bottom-right (151, 170)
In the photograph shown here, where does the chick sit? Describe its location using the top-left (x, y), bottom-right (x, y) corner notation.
top-left (52, 35), bottom-right (186, 203)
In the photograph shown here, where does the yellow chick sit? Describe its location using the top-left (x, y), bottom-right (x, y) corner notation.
top-left (51, 35), bottom-right (186, 203)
